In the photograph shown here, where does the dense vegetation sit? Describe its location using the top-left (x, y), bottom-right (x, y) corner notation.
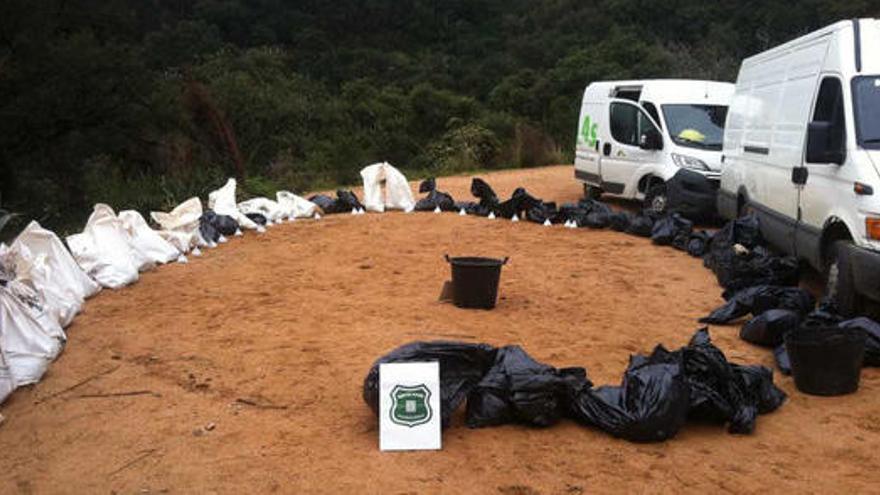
top-left (1, 1), bottom-right (876, 234)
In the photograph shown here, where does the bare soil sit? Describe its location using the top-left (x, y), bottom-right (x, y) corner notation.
top-left (1, 165), bottom-right (878, 494)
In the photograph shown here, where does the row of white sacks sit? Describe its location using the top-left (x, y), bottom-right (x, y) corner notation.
top-left (0, 162), bottom-right (416, 407)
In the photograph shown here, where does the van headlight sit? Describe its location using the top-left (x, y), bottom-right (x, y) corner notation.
top-left (672, 153), bottom-right (710, 171)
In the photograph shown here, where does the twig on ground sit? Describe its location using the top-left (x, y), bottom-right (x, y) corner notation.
top-left (235, 398), bottom-right (288, 410)
top-left (108, 449), bottom-right (158, 477)
top-left (35, 365), bottom-right (121, 404)
top-left (76, 390), bottom-right (161, 399)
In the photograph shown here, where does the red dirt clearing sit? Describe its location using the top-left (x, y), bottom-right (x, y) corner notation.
top-left (0, 165), bottom-right (878, 493)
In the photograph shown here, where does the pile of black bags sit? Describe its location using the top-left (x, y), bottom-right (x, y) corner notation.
top-left (363, 328), bottom-right (786, 443)
top-left (308, 190), bottom-right (364, 214)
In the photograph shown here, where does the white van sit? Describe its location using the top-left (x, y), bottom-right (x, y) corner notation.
top-left (574, 79), bottom-right (735, 214)
top-left (719, 19), bottom-right (880, 314)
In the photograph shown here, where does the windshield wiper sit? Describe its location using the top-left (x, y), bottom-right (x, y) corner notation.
top-left (863, 138), bottom-right (880, 144)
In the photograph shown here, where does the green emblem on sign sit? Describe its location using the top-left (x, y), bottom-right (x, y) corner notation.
top-left (390, 384), bottom-right (432, 427)
top-left (579, 115), bottom-right (598, 148)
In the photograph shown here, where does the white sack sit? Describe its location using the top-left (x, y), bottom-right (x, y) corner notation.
top-left (150, 197), bottom-right (203, 253)
top-left (2, 242), bottom-right (80, 328)
top-left (208, 178), bottom-right (260, 230)
top-left (360, 162), bottom-right (415, 213)
top-left (66, 204), bottom-right (142, 289)
top-left (276, 191), bottom-right (319, 219)
top-left (2, 277), bottom-right (66, 346)
top-left (238, 197), bottom-right (285, 223)
top-left (0, 346), bottom-right (14, 405)
top-left (0, 285), bottom-right (62, 385)
top-left (12, 221), bottom-right (100, 301)
top-left (119, 210), bottom-right (180, 264)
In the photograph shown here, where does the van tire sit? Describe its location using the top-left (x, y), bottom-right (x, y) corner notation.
top-left (584, 184), bottom-right (603, 201)
top-left (644, 183), bottom-right (668, 215)
top-left (826, 240), bottom-right (860, 317)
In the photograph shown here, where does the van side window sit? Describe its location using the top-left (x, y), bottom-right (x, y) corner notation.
top-left (642, 102), bottom-right (663, 130)
top-left (611, 102), bottom-right (660, 147)
top-left (812, 77), bottom-right (846, 152)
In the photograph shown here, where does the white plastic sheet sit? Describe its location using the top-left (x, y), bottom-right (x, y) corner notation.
top-left (119, 210), bottom-right (180, 264)
top-left (150, 197), bottom-right (203, 253)
top-left (360, 162), bottom-right (415, 213)
top-left (276, 191), bottom-right (319, 220)
top-left (66, 204), bottom-right (142, 289)
top-left (208, 178), bottom-right (260, 230)
top-left (238, 197), bottom-right (285, 224)
top-left (0, 285), bottom-right (62, 386)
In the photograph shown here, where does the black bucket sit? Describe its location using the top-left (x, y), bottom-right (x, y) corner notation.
top-left (445, 255), bottom-right (509, 310)
top-left (784, 326), bottom-right (866, 396)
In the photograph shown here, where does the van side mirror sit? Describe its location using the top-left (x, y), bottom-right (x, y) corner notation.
top-left (639, 129), bottom-right (663, 151)
top-left (806, 121), bottom-right (845, 165)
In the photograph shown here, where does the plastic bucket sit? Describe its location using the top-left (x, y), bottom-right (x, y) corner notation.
top-left (784, 326), bottom-right (866, 396)
top-left (445, 255), bottom-right (508, 309)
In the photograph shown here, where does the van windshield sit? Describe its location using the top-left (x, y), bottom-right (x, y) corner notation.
top-left (853, 76), bottom-right (880, 150)
top-left (661, 104), bottom-right (728, 151)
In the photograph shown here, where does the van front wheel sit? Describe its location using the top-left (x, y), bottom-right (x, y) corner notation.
top-left (644, 183), bottom-right (668, 215)
top-left (825, 240), bottom-right (860, 317)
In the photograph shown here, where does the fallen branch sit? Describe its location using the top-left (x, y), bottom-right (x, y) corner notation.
top-left (35, 365), bottom-right (121, 404)
top-left (76, 390), bottom-right (160, 399)
top-left (108, 449), bottom-right (158, 477)
top-left (235, 398), bottom-right (288, 410)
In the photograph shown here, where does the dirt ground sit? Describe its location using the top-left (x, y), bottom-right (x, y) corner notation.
top-left (1, 165), bottom-right (878, 494)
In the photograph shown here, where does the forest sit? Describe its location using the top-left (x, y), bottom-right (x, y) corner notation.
top-left (0, 0), bottom-right (876, 234)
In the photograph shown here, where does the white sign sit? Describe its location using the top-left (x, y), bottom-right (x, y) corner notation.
top-left (379, 362), bottom-right (442, 451)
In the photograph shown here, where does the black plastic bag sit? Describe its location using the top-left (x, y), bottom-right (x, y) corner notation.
top-left (740, 309), bottom-right (801, 347)
top-left (526, 201), bottom-right (559, 224)
top-left (245, 212), bottom-right (267, 225)
top-left (627, 214), bottom-right (655, 237)
top-left (687, 230), bottom-right (713, 257)
top-left (465, 346), bottom-right (590, 428)
top-left (609, 212), bottom-right (632, 232)
top-left (700, 286), bottom-right (815, 325)
top-left (774, 344), bottom-right (792, 375)
top-left (584, 211), bottom-right (611, 229)
top-left (651, 214), bottom-right (693, 247)
top-left (309, 194), bottom-right (336, 213)
top-left (496, 188), bottom-right (541, 219)
top-left (683, 328), bottom-right (785, 434)
top-left (336, 189), bottom-right (364, 211)
top-left (199, 212), bottom-right (221, 243)
top-left (471, 178), bottom-right (499, 211)
top-left (839, 317), bottom-right (880, 366)
top-left (362, 341), bottom-right (497, 428)
top-left (569, 346), bottom-right (690, 443)
top-left (415, 178), bottom-right (457, 212)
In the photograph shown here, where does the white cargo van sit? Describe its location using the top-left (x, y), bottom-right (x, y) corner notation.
top-left (574, 79), bottom-right (734, 214)
top-left (719, 19), bottom-right (880, 315)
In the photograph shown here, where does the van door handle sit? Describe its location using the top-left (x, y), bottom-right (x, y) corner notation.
top-left (603, 143), bottom-right (612, 156)
top-left (791, 167), bottom-right (808, 185)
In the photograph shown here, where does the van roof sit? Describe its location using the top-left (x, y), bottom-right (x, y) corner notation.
top-left (742, 18), bottom-right (876, 68)
top-left (582, 79), bottom-right (734, 105)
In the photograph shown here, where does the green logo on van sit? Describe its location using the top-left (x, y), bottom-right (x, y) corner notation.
top-left (579, 115), bottom-right (598, 148)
